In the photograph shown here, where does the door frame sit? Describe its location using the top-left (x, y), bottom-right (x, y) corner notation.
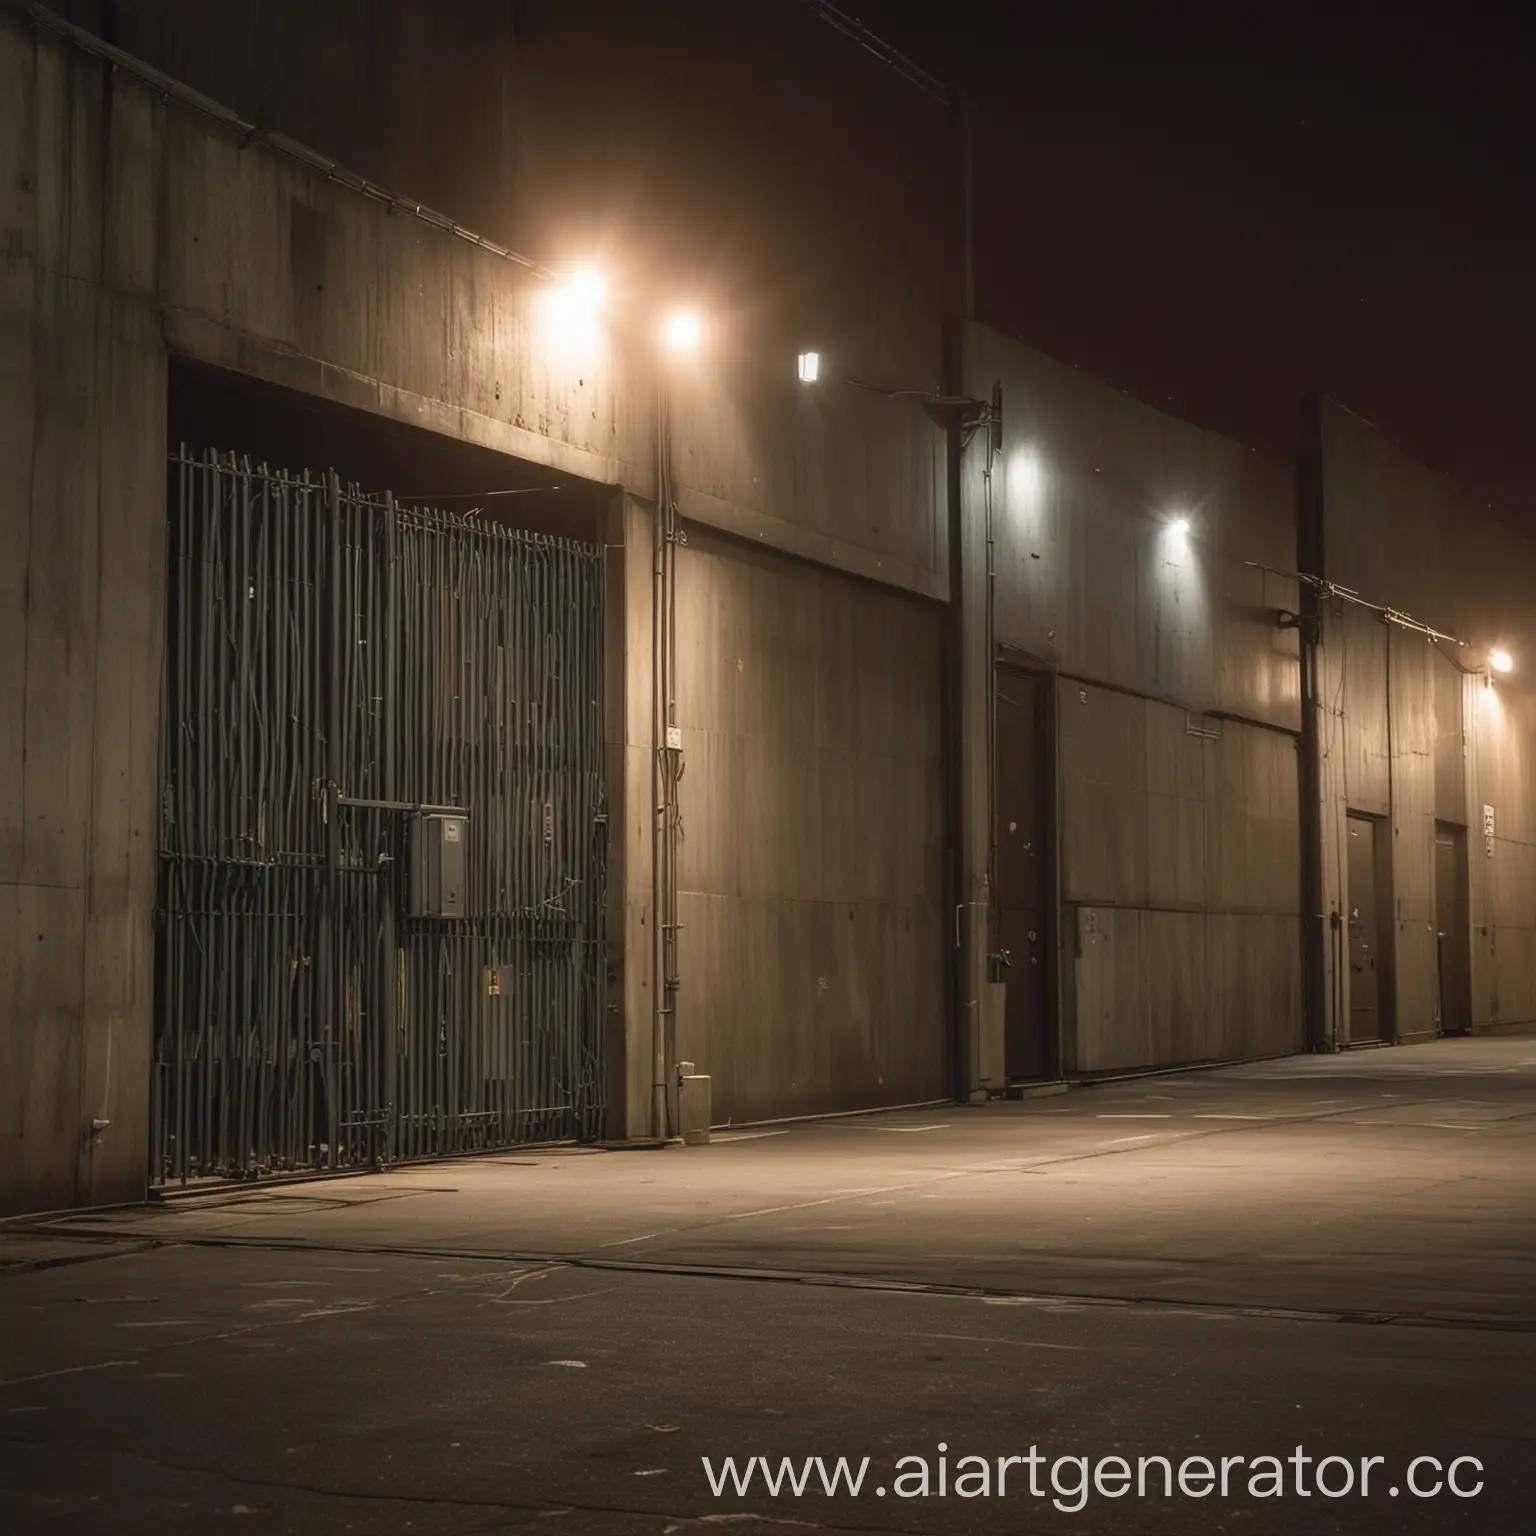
top-left (1344, 808), bottom-right (1396, 1046)
top-left (1434, 820), bottom-right (1472, 1037)
top-left (994, 659), bottom-right (1063, 1082)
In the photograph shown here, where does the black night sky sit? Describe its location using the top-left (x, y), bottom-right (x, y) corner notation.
top-left (855, 1), bottom-right (1534, 528)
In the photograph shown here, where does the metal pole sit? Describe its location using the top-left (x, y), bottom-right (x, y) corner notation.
top-left (651, 367), bottom-right (670, 1139)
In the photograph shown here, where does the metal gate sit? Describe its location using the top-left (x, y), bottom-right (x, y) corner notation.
top-left (154, 449), bottom-right (606, 1184)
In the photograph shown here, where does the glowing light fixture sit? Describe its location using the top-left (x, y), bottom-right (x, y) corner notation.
top-left (663, 311), bottom-right (702, 352)
top-left (1491, 649), bottom-right (1514, 674)
top-left (1168, 516), bottom-right (1192, 538)
top-left (797, 350), bottom-right (821, 384)
top-left (538, 263), bottom-right (606, 354)
top-left (565, 264), bottom-right (605, 309)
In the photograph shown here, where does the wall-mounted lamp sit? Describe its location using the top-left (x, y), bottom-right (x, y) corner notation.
top-left (564, 264), bottom-right (605, 310)
top-left (1490, 649), bottom-right (1514, 675)
top-left (1163, 515), bottom-right (1193, 558)
top-left (797, 350), bottom-right (822, 384)
top-left (538, 262), bottom-right (607, 353)
top-left (662, 311), bottom-right (703, 352)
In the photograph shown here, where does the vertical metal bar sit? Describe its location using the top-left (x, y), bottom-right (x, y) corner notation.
top-left (235, 459), bottom-right (254, 1175)
top-left (172, 451), bottom-right (191, 1180)
top-left (206, 454), bottom-right (225, 1175)
top-left (382, 492), bottom-right (398, 1164)
top-left (155, 443), bottom-right (611, 1183)
top-left (325, 469), bottom-right (342, 1166)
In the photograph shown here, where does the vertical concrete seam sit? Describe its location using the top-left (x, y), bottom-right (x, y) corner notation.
top-left (74, 259), bottom-right (105, 1208)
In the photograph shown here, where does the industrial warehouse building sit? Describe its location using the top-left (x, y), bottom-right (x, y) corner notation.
top-left (2, 0), bottom-right (1533, 1217)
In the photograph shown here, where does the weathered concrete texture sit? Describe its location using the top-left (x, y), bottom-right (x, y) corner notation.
top-left (602, 494), bottom-right (659, 1139)
top-left (1, 26), bottom-right (166, 1215)
top-left (46, 0), bottom-right (958, 595)
top-left (1310, 400), bottom-right (1536, 1041)
top-left (675, 531), bottom-right (948, 1122)
top-left (1061, 689), bottom-right (1302, 1071)
top-left (0, 1), bottom-right (959, 1210)
top-left (3, 1037), bottom-right (1533, 1533)
top-left (963, 323), bottom-right (1300, 729)
top-left (1061, 690), bottom-right (1299, 914)
top-left (958, 322), bottom-right (1304, 1077)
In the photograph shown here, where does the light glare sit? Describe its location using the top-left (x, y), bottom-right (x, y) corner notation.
top-left (797, 350), bottom-right (821, 384)
top-left (1491, 649), bottom-right (1514, 674)
top-left (1169, 516), bottom-right (1192, 538)
top-left (538, 264), bottom-right (606, 357)
top-left (567, 264), bottom-right (605, 308)
top-left (663, 311), bottom-right (702, 351)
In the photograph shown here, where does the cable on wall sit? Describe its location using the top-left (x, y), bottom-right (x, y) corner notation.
top-left (1244, 560), bottom-right (1470, 651)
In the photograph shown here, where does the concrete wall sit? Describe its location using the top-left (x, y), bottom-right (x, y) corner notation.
top-left (51, 0), bottom-right (958, 592)
top-left (1062, 696), bottom-right (1302, 1070)
top-left (56, 0), bottom-right (529, 248)
top-left (674, 532), bottom-right (947, 1123)
top-left (0, 2), bottom-right (957, 1208)
top-left (56, 1), bottom-right (957, 365)
top-left (1, 30), bottom-right (166, 1211)
top-left (960, 323), bottom-right (1304, 1075)
top-left (969, 329), bottom-right (1300, 724)
top-left (1309, 398), bottom-right (1536, 1039)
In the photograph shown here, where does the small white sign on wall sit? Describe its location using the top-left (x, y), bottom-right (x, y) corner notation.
top-left (1484, 803), bottom-right (1496, 858)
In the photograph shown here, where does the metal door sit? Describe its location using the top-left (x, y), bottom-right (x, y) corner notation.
top-left (995, 667), bottom-right (1054, 1080)
top-left (153, 449), bottom-right (606, 1183)
top-left (1346, 814), bottom-right (1383, 1043)
top-left (1435, 823), bottom-right (1471, 1036)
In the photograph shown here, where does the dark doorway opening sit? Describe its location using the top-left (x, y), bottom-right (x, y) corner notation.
top-left (1435, 822), bottom-right (1472, 1036)
top-left (1345, 811), bottom-right (1392, 1045)
top-left (169, 356), bottom-right (603, 543)
top-left (994, 665), bottom-right (1057, 1082)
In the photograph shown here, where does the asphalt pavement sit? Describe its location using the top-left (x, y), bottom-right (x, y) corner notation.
top-left (3, 1033), bottom-right (1533, 1534)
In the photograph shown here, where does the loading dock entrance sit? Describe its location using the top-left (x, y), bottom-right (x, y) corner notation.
top-left (153, 448), bottom-right (606, 1183)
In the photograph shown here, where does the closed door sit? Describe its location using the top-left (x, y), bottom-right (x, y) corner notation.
top-left (1346, 814), bottom-right (1382, 1042)
top-left (995, 668), bottom-right (1053, 1080)
top-left (1435, 824), bottom-right (1471, 1036)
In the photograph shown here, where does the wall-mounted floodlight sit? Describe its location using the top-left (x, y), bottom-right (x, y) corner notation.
top-left (1491, 649), bottom-right (1514, 674)
top-left (564, 263), bottom-right (605, 309)
top-left (538, 263), bottom-right (606, 354)
top-left (797, 351), bottom-right (821, 384)
top-left (663, 311), bottom-right (703, 352)
top-left (1163, 515), bottom-right (1193, 557)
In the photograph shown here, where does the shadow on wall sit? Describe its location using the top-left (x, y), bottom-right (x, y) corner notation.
top-left (168, 358), bottom-right (605, 541)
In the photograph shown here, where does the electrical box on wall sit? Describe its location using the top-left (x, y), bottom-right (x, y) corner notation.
top-left (409, 813), bottom-right (468, 918)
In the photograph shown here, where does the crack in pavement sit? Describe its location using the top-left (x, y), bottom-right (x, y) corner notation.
top-left (6, 1101), bottom-right (1533, 1344)
top-left (0, 1240), bottom-right (161, 1279)
top-left (0, 1262), bottom-right (595, 1388)
top-left (4, 1229), bottom-right (1531, 1339)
